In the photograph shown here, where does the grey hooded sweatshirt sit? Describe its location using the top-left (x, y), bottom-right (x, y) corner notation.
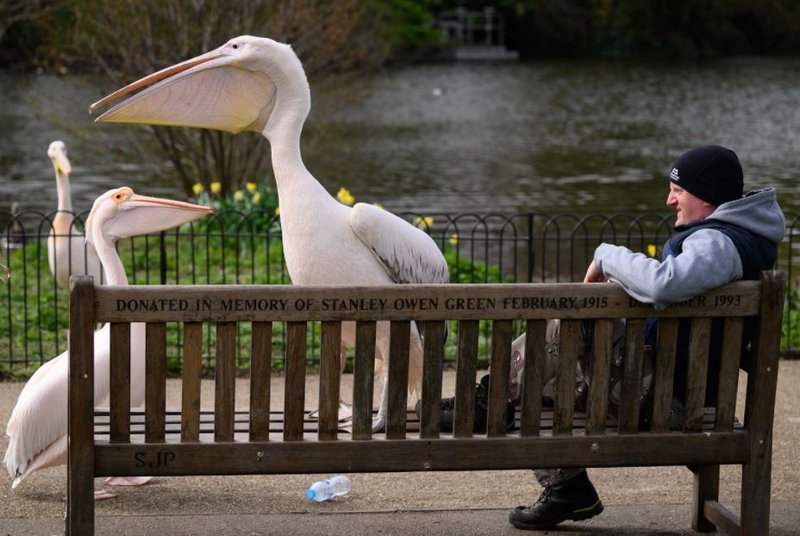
top-left (592, 188), bottom-right (785, 309)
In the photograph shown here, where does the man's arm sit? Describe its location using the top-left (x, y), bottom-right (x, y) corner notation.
top-left (587, 229), bottom-right (743, 308)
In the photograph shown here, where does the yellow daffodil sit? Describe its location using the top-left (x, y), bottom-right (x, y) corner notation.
top-left (449, 233), bottom-right (459, 246)
top-left (336, 187), bottom-right (355, 206)
top-left (210, 182), bottom-right (222, 194)
top-left (414, 216), bottom-right (434, 229)
top-left (647, 244), bottom-right (657, 257)
top-left (245, 181), bottom-right (258, 192)
top-left (233, 190), bottom-right (245, 201)
top-left (252, 192), bottom-right (262, 203)
top-left (192, 183), bottom-right (204, 196)
top-left (274, 206), bottom-right (281, 216)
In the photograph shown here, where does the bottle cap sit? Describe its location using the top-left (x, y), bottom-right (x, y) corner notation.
top-left (306, 489), bottom-right (316, 500)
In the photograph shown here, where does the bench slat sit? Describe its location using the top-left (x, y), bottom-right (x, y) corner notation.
top-left (352, 321), bottom-right (377, 439)
top-left (684, 318), bottom-right (712, 432)
top-left (554, 320), bottom-right (580, 435)
top-left (284, 321), bottom-right (307, 441)
top-left (109, 322), bottom-right (131, 443)
top-left (715, 317), bottom-right (743, 432)
top-left (181, 322), bottom-right (202, 442)
top-left (618, 318), bottom-right (646, 434)
top-left (488, 320), bottom-right (513, 437)
top-left (317, 321), bottom-right (341, 441)
top-left (249, 321), bottom-right (272, 441)
top-left (520, 320), bottom-right (547, 437)
top-left (453, 320), bottom-right (479, 438)
top-left (419, 321), bottom-right (446, 439)
top-left (145, 322), bottom-right (166, 443)
top-left (650, 317), bottom-right (678, 432)
top-left (586, 320), bottom-right (612, 435)
top-left (386, 320), bottom-right (411, 440)
top-left (214, 322), bottom-right (236, 442)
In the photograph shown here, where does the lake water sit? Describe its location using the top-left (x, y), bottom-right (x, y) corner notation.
top-left (2, 56), bottom-right (799, 218)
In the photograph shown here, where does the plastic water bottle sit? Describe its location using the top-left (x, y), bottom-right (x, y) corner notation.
top-left (305, 475), bottom-right (351, 502)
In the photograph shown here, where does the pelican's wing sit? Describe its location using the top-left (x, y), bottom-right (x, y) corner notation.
top-left (349, 203), bottom-right (449, 285)
top-left (4, 326), bottom-right (111, 487)
top-left (4, 351), bottom-right (69, 484)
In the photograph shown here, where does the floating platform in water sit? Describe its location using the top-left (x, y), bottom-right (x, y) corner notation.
top-left (454, 45), bottom-right (519, 61)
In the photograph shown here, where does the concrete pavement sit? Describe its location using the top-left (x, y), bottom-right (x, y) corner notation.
top-left (1, 362), bottom-right (798, 535)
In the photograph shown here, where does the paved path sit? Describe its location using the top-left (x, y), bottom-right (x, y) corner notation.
top-left (1, 362), bottom-right (798, 535)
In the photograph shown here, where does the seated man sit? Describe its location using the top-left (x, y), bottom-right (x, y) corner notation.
top-left (509, 145), bottom-right (784, 530)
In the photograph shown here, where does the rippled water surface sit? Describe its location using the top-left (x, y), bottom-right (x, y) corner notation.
top-left (2, 56), bottom-right (799, 217)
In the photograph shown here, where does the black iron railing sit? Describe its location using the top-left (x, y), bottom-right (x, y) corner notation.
top-left (1, 209), bottom-right (797, 376)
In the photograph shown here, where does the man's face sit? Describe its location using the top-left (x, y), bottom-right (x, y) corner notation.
top-left (666, 183), bottom-right (716, 226)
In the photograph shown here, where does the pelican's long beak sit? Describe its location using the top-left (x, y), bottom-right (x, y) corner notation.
top-left (118, 193), bottom-right (215, 236)
top-left (87, 189), bottom-right (215, 245)
top-left (89, 46), bottom-right (275, 134)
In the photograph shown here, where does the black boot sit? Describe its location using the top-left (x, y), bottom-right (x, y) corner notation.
top-left (509, 471), bottom-right (604, 530)
top-left (415, 374), bottom-right (515, 433)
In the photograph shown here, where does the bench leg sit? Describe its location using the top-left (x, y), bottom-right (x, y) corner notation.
top-left (741, 437), bottom-right (773, 535)
top-left (66, 465), bottom-right (95, 534)
top-left (691, 465), bottom-right (719, 532)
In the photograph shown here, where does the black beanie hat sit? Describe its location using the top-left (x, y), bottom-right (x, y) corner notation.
top-left (668, 145), bottom-right (744, 206)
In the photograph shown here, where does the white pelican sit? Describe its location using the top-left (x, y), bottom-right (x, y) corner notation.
top-left (90, 36), bottom-right (450, 431)
top-left (4, 187), bottom-right (213, 492)
top-left (46, 141), bottom-right (104, 288)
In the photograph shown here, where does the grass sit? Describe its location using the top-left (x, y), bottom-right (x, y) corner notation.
top-left (783, 285), bottom-right (800, 358)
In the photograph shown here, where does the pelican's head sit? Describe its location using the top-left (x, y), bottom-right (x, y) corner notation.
top-left (85, 187), bottom-right (214, 248)
top-left (89, 35), bottom-right (309, 137)
top-left (47, 140), bottom-right (71, 177)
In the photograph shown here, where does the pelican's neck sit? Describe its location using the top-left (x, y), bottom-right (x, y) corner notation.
top-left (93, 238), bottom-right (128, 286)
top-left (54, 169), bottom-right (72, 213)
top-left (263, 74), bottom-right (332, 212)
top-left (51, 169), bottom-right (74, 235)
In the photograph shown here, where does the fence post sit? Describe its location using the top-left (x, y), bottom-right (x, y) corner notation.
top-left (159, 231), bottom-right (167, 285)
top-left (526, 213), bottom-right (535, 282)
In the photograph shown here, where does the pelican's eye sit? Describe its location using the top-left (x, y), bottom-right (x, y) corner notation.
top-left (112, 192), bottom-right (126, 205)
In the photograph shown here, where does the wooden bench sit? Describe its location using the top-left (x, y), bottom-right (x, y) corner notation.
top-left (66, 271), bottom-right (786, 535)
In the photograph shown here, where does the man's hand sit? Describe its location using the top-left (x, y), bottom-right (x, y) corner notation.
top-left (584, 260), bottom-right (606, 283)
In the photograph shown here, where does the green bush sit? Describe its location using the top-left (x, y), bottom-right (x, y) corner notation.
top-left (783, 285), bottom-right (800, 357)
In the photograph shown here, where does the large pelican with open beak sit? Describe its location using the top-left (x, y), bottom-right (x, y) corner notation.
top-left (4, 187), bottom-right (213, 493)
top-left (90, 36), bottom-right (450, 432)
top-left (46, 141), bottom-right (104, 288)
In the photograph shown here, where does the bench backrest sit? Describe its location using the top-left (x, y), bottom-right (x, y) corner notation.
top-left (68, 271), bottom-right (785, 475)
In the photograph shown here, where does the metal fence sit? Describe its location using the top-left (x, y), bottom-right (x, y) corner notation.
top-left (2, 208), bottom-right (798, 376)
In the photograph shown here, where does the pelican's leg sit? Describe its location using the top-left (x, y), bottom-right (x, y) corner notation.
top-left (62, 488), bottom-right (119, 502)
top-left (339, 331), bottom-right (354, 422)
top-left (94, 489), bottom-right (118, 500)
top-left (105, 476), bottom-right (152, 486)
top-left (371, 373), bottom-right (389, 433)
